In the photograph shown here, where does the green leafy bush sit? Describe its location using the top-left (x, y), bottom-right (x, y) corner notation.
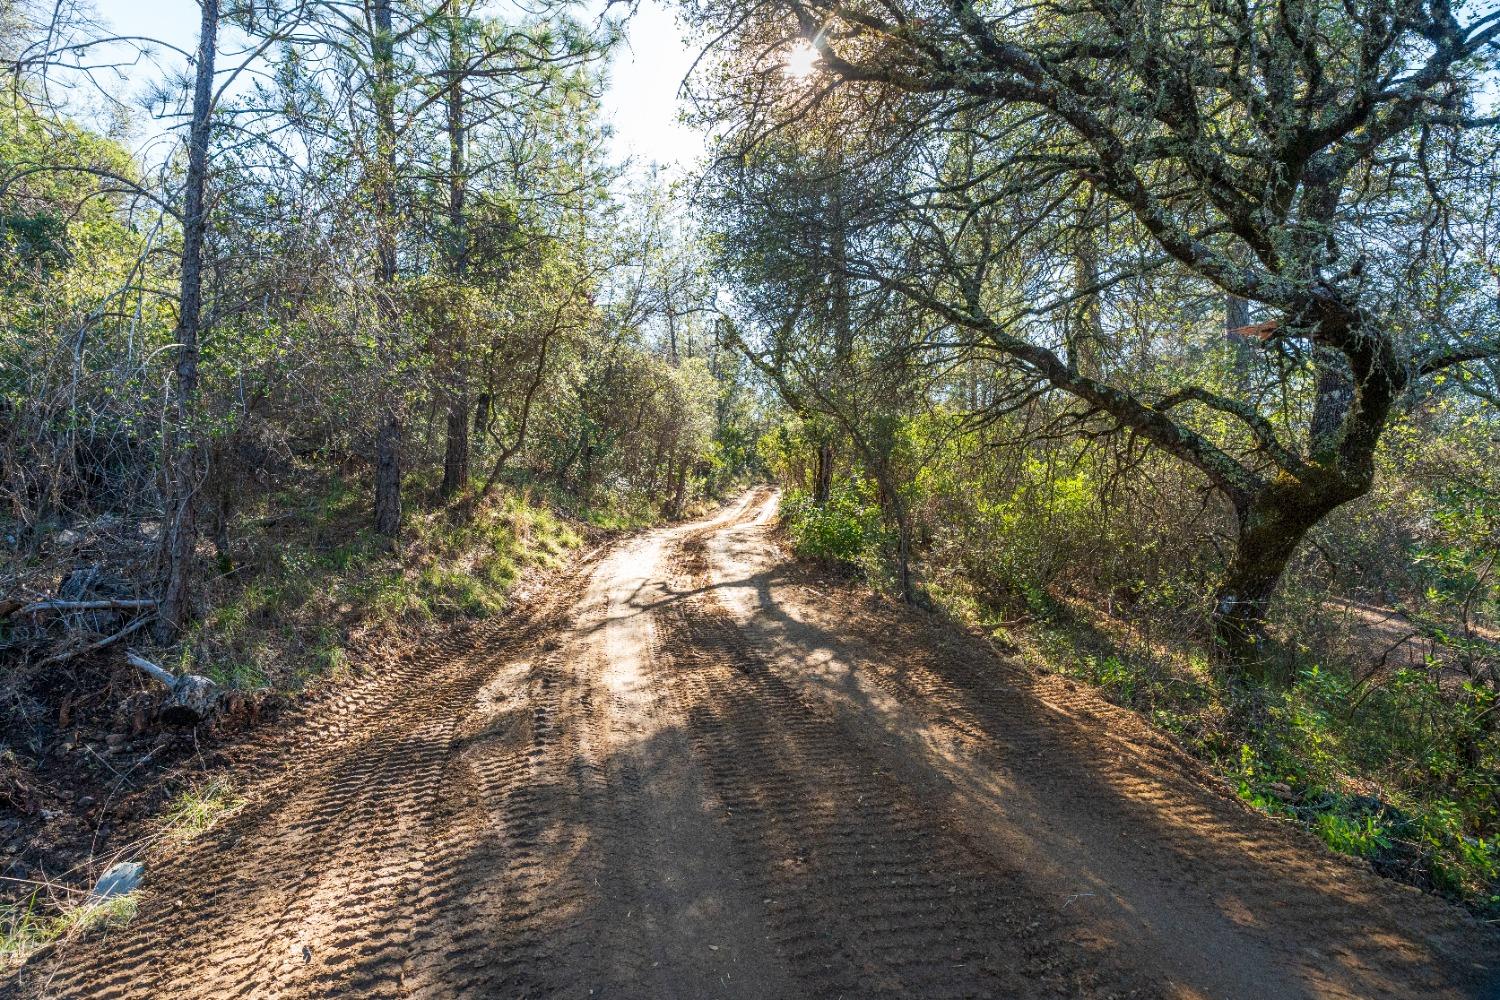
top-left (779, 484), bottom-right (879, 567)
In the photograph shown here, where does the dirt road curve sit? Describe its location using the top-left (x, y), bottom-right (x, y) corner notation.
top-left (10, 490), bottom-right (1497, 999)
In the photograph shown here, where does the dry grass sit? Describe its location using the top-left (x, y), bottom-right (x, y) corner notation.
top-left (1, 886), bottom-right (137, 970)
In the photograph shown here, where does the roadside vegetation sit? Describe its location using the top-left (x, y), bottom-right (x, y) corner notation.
top-left (3, 0), bottom-right (1499, 962)
top-left (181, 473), bottom-right (586, 694)
top-left (765, 354), bottom-right (1499, 917)
top-left (0, 888), bottom-right (136, 971)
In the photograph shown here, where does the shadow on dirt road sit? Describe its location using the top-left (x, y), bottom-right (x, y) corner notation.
top-left (9, 490), bottom-right (1497, 1000)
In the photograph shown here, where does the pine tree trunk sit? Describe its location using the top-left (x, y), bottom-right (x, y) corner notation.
top-left (157, 0), bottom-right (218, 640)
top-left (441, 400), bottom-right (468, 498)
top-left (438, 13), bottom-right (469, 501)
top-left (371, 0), bottom-right (402, 540)
top-left (374, 409), bottom-right (402, 536)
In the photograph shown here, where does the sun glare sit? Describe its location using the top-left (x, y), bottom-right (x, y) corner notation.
top-left (785, 40), bottom-right (819, 80)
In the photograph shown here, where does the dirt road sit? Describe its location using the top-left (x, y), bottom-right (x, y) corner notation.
top-left (10, 490), bottom-right (1497, 999)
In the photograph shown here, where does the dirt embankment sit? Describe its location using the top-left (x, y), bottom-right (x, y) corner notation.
top-left (8, 489), bottom-right (1496, 999)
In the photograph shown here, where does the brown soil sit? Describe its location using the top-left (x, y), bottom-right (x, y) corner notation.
top-left (6, 489), bottom-right (1496, 999)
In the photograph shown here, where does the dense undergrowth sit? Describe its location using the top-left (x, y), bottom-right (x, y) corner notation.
top-left (1018, 604), bottom-right (1500, 917)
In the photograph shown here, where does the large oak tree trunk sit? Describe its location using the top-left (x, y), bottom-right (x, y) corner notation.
top-left (1213, 472), bottom-right (1368, 675)
top-left (1213, 484), bottom-right (1323, 674)
top-left (1210, 310), bottom-right (1390, 678)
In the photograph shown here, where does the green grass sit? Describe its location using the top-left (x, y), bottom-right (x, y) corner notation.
top-left (160, 777), bottom-right (247, 842)
top-left (185, 474), bottom-right (589, 696)
top-left (1, 891), bottom-right (137, 969)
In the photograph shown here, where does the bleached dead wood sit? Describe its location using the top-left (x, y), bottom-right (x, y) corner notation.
top-left (125, 651), bottom-right (219, 725)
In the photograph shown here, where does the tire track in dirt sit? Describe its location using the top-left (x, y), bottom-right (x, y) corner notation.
top-left (30, 663), bottom-right (463, 998)
top-left (652, 523), bottom-right (1155, 999)
top-left (12, 492), bottom-right (1496, 1000)
top-left (399, 492), bottom-right (789, 999)
top-left (401, 647), bottom-right (609, 998)
top-left (585, 521), bottom-right (795, 1000)
top-left (336, 550), bottom-right (623, 1000)
top-left (11, 550), bottom-right (606, 1000)
top-left (705, 491), bottom-right (1500, 1000)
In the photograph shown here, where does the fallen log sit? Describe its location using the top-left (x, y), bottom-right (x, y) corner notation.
top-left (14, 598), bottom-right (159, 616)
top-left (125, 651), bottom-right (219, 726)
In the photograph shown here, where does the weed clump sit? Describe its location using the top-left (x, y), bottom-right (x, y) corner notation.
top-left (1, 890), bottom-right (137, 970)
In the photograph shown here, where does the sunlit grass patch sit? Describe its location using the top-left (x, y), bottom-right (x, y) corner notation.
top-left (160, 777), bottom-right (246, 842)
top-left (0, 891), bottom-right (137, 969)
top-left (191, 471), bottom-right (592, 697)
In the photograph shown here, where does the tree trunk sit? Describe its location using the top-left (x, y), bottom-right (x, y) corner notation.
top-left (1212, 472), bottom-right (1362, 677)
top-left (374, 410), bottom-right (402, 537)
top-left (371, 0), bottom-right (402, 540)
top-left (896, 520), bottom-right (913, 602)
top-left (890, 491), bottom-right (914, 603)
top-left (209, 438), bottom-right (233, 565)
top-left (1310, 347), bottom-right (1354, 458)
top-left (157, 0), bottom-right (218, 641)
top-left (473, 393), bottom-right (491, 436)
top-left (441, 400), bottom-right (469, 498)
top-left (814, 440), bottom-right (832, 503)
top-left (438, 12), bottom-right (469, 501)
top-left (1068, 199), bottom-right (1103, 378)
top-left (865, 459), bottom-right (914, 603)
top-left (1212, 308), bottom-right (1390, 678)
top-left (814, 161), bottom-right (853, 508)
top-left (671, 457), bottom-right (688, 518)
top-left (1225, 295), bottom-right (1256, 387)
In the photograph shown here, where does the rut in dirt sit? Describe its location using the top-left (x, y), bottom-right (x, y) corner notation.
top-left (8, 489), bottom-right (1497, 1000)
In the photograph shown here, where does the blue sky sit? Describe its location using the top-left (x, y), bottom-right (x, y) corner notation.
top-left (89, 0), bottom-right (703, 173)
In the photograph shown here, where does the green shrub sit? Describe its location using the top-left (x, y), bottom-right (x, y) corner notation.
top-left (779, 484), bottom-right (879, 566)
top-left (1315, 810), bottom-right (1394, 859)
